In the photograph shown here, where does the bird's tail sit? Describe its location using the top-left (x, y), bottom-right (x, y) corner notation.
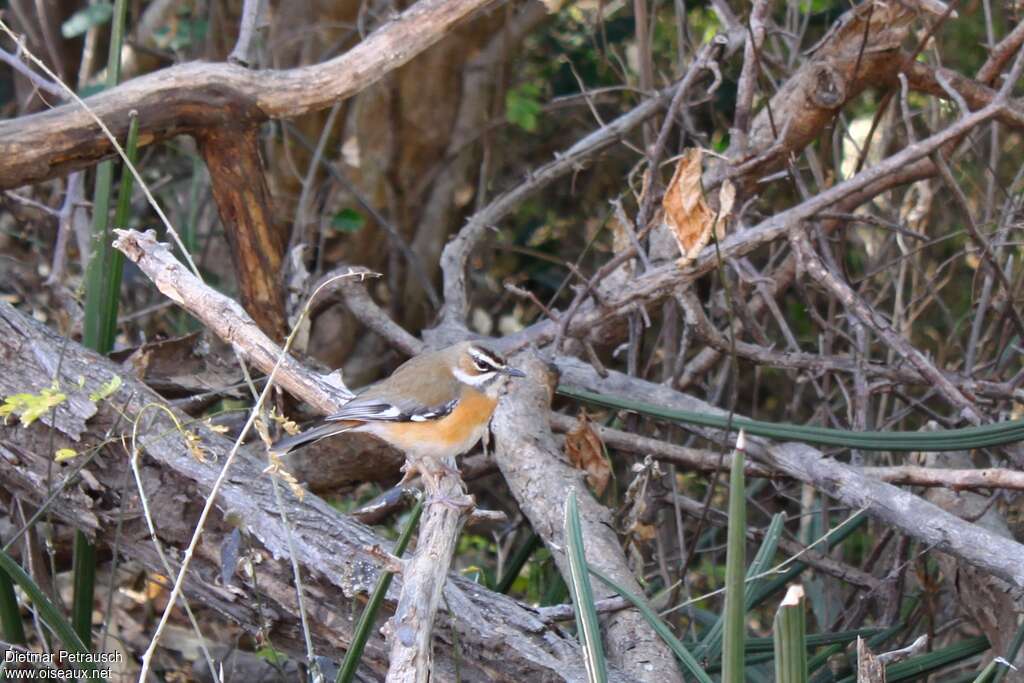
top-left (270, 421), bottom-right (355, 454)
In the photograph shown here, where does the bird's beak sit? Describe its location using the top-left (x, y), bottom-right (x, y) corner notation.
top-left (504, 366), bottom-right (526, 378)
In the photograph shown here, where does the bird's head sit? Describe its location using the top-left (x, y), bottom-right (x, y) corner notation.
top-left (451, 343), bottom-right (525, 394)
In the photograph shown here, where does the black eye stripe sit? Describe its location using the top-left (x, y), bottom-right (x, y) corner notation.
top-left (468, 346), bottom-right (505, 370)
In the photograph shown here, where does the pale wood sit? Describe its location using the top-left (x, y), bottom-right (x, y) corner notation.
top-left (857, 638), bottom-right (886, 683)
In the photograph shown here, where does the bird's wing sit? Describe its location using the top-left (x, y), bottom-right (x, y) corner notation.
top-left (323, 392), bottom-right (459, 424)
top-left (323, 354), bottom-right (462, 423)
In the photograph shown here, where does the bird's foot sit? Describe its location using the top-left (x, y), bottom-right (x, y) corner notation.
top-left (397, 461), bottom-right (422, 488)
top-left (419, 460), bottom-right (462, 488)
top-left (426, 493), bottom-right (476, 512)
top-left (434, 460), bottom-right (461, 478)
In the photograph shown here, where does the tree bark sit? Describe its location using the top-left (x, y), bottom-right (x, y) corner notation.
top-left (0, 300), bottom-right (631, 682)
top-left (491, 354), bottom-right (684, 683)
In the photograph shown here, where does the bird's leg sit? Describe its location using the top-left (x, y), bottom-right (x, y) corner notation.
top-left (426, 492), bottom-right (476, 511)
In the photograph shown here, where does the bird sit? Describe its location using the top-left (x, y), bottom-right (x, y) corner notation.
top-left (272, 341), bottom-right (525, 501)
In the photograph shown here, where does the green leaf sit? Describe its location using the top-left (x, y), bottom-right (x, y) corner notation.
top-left (773, 585), bottom-right (808, 683)
top-left (589, 566), bottom-right (713, 683)
top-left (89, 375), bottom-right (123, 403)
top-left (0, 549), bottom-right (103, 680)
top-left (61, 3), bottom-right (114, 38)
top-left (558, 385), bottom-right (1024, 451)
top-left (0, 567), bottom-right (25, 645)
top-left (506, 83), bottom-right (543, 133)
top-left (55, 448), bottom-right (78, 462)
top-left (495, 532), bottom-right (542, 594)
top-left (564, 491), bottom-right (608, 683)
top-left (722, 433), bottom-right (748, 683)
top-left (331, 209), bottom-right (366, 234)
top-left (256, 646), bottom-right (288, 666)
top-left (78, 83), bottom-right (108, 99)
top-left (154, 17), bottom-right (209, 51)
top-left (0, 383), bottom-right (67, 427)
top-left (972, 660), bottom-right (999, 683)
top-left (695, 512), bottom-right (785, 663)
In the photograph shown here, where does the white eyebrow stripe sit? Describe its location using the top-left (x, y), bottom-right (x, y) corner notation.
top-left (452, 367), bottom-right (494, 386)
top-left (468, 347), bottom-right (504, 368)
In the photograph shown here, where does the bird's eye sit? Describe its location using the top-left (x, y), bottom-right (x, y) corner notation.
top-left (473, 360), bottom-right (493, 373)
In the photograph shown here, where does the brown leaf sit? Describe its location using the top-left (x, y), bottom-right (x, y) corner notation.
top-left (618, 455), bottom-right (663, 569)
top-left (564, 410), bottom-right (611, 497)
top-left (662, 149), bottom-right (734, 264)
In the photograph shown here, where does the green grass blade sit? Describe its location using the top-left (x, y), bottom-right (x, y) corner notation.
top-left (100, 113), bottom-right (140, 349)
top-left (588, 566), bottom-right (713, 683)
top-left (808, 621), bottom-right (905, 681)
top-left (0, 564), bottom-right (25, 645)
top-left (82, 0), bottom-right (131, 353)
top-left (564, 491), bottom-right (608, 683)
top-left (718, 628), bottom-right (884, 655)
top-left (558, 385), bottom-right (1024, 451)
top-left (0, 549), bottom-right (103, 679)
top-left (695, 512), bottom-right (785, 662)
top-left (70, 532), bottom-right (97, 648)
top-left (722, 433), bottom-right (748, 683)
top-left (750, 511), bottom-right (868, 609)
top-left (82, 156), bottom-right (116, 351)
top-left (972, 659), bottom-right (998, 683)
top-left (773, 585), bottom-right (808, 683)
top-left (336, 499), bottom-right (424, 683)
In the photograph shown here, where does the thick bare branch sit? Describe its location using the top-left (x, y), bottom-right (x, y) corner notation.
top-left (491, 354), bottom-right (683, 683)
top-left (385, 478), bottom-right (466, 683)
top-left (0, 0), bottom-right (500, 189)
top-left (557, 357), bottom-right (1024, 590)
top-left (509, 97), bottom-right (1003, 349)
top-left (113, 229), bottom-right (356, 411)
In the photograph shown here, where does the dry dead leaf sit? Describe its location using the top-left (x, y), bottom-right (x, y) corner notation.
top-left (184, 430), bottom-right (207, 463)
top-left (618, 455), bottom-right (663, 571)
top-left (663, 149), bottom-right (735, 265)
top-left (269, 407), bottom-right (301, 436)
top-left (260, 414), bottom-right (306, 500)
top-left (564, 410), bottom-right (611, 497)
